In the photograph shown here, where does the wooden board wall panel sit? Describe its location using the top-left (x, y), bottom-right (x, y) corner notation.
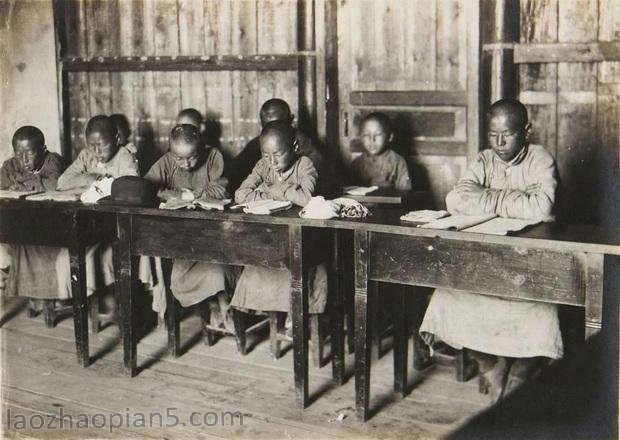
top-left (179, 0), bottom-right (207, 117)
top-left (435, 0), bottom-right (466, 91)
top-left (597, 0), bottom-right (620, 226)
top-left (518, 0), bottom-right (558, 154)
top-left (408, 0), bottom-right (436, 91)
top-left (86, 0), bottom-right (115, 116)
top-left (556, 0), bottom-right (599, 224)
top-left (374, 0), bottom-right (405, 90)
top-left (410, 155), bottom-right (467, 209)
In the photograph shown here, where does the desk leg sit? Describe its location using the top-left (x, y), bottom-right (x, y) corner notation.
top-left (290, 225), bottom-right (309, 408)
top-left (369, 281), bottom-right (381, 361)
top-left (585, 253), bottom-right (604, 339)
top-left (114, 214), bottom-right (136, 376)
top-left (392, 285), bottom-right (407, 397)
top-left (69, 242), bottom-right (89, 367)
top-left (354, 230), bottom-right (371, 421)
top-left (330, 230), bottom-right (345, 385)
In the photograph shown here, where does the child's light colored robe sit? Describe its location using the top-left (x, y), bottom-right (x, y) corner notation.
top-left (232, 156), bottom-right (328, 313)
top-left (350, 149), bottom-right (411, 191)
top-left (420, 144), bottom-right (563, 359)
top-left (143, 148), bottom-right (235, 308)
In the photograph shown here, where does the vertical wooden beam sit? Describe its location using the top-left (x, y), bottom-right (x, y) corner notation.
top-left (354, 229), bottom-right (371, 421)
top-left (52, 0), bottom-right (72, 162)
top-left (324, 0), bottom-right (341, 168)
top-left (290, 225), bottom-right (309, 409)
top-left (392, 284), bottom-right (408, 397)
top-left (330, 229), bottom-right (345, 385)
top-left (481, 0), bottom-right (519, 114)
top-left (466, 0), bottom-right (482, 159)
top-left (298, 0), bottom-right (317, 138)
top-left (584, 253), bottom-right (604, 339)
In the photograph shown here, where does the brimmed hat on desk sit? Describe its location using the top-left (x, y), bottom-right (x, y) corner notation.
top-left (97, 176), bottom-right (158, 207)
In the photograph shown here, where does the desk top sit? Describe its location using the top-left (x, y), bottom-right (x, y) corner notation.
top-left (2, 199), bottom-right (619, 256)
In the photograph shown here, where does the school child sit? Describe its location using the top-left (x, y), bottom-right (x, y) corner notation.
top-left (349, 112), bottom-right (411, 191)
top-left (231, 121), bottom-right (328, 317)
top-left (420, 98), bottom-right (561, 401)
top-left (57, 115), bottom-right (139, 190)
top-left (54, 115), bottom-right (139, 306)
top-left (144, 124), bottom-right (233, 327)
top-left (0, 126), bottom-right (65, 299)
top-left (227, 98), bottom-right (327, 194)
top-left (176, 108), bottom-right (204, 130)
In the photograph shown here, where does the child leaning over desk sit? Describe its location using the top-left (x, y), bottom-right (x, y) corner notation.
top-left (143, 124), bottom-right (235, 328)
top-left (0, 126), bottom-right (65, 304)
top-left (231, 121), bottom-right (328, 318)
top-left (420, 98), bottom-right (561, 402)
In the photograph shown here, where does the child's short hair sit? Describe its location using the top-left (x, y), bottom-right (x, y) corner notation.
top-left (170, 124), bottom-right (202, 147)
top-left (259, 99), bottom-right (292, 122)
top-left (260, 120), bottom-right (296, 148)
top-left (361, 112), bottom-right (392, 137)
top-left (110, 113), bottom-right (131, 138)
top-left (12, 126), bottom-right (45, 150)
top-left (177, 108), bottom-right (204, 127)
top-left (85, 115), bottom-right (118, 139)
top-left (488, 98), bottom-right (529, 126)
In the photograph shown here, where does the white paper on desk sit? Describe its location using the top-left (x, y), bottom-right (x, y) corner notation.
top-left (243, 199), bottom-right (292, 215)
top-left (400, 210), bottom-right (449, 223)
top-left (0, 190), bottom-right (42, 199)
top-left (343, 185), bottom-right (379, 196)
top-left (26, 190), bottom-right (81, 202)
top-left (462, 217), bottom-right (541, 235)
top-left (418, 213), bottom-right (497, 231)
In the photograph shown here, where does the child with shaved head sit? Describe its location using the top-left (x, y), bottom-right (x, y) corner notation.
top-left (232, 121), bottom-right (327, 318)
top-left (420, 99), bottom-right (561, 402)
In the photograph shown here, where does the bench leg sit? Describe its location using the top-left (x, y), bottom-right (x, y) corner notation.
top-left (89, 296), bottom-right (100, 334)
top-left (393, 286), bottom-right (407, 397)
top-left (269, 312), bottom-right (283, 359)
top-left (232, 308), bottom-right (247, 355)
top-left (369, 281), bottom-right (381, 361)
top-left (310, 314), bottom-right (323, 368)
top-left (43, 299), bottom-right (55, 328)
top-left (167, 292), bottom-right (181, 357)
top-left (455, 348), bottom-right (477, 382)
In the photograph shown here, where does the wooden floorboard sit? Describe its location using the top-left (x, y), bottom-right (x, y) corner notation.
top-left (0, 305), bottom-right (489, 439)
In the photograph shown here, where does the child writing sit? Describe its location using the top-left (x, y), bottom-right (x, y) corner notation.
top-left (231, 121), bottom-right (327, 317)
top-left (228, 98), bottom-right (327, 194)
top-left (144, 124), bottom-right (233, 327)
top-left (420, 98), bottom-right (561, 401)
top-left (0, 126), bottom-right (66, 302)
top-left (350, 112), bottom-right (412, 191)
top-left (54, 115), bottom-right (140, 305)
top-left (57, 115), bottom-right (139, 190)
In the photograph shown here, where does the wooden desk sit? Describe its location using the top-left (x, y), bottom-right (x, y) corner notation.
top-left (0, 199), bottom-right (115, 367)
top-left (348, 209), bottom-right (620, 420)
top-left (92, 205), bottom-right (345, 409)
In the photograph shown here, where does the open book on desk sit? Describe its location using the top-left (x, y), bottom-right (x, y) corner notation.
top-left (231, 199), bottom-right (293, 215)
top-left (160, 198), bottom-right (231, 211)
top-left (343, 185), bottom-right (379, 196)
top-left (0, 190), bottom-right (43, 200)
top-left (462, 217), bottom-right (541, 235)
top-left (26, 190), bottom-right (82, 202)
top-left (418, 213), bottom-right (497, 231)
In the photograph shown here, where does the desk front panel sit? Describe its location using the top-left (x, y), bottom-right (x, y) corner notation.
top-left (131, 215), bottom-right (290, 269)
top-left (368, 232), bottom-right (587, 306)
top-left (0, 205), bottom-right (77, 246)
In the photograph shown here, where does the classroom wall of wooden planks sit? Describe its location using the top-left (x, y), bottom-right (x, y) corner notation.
top-left (62, 0), bottom-right (299, 170)
top-left (518, 0), bottom-right (620, 225)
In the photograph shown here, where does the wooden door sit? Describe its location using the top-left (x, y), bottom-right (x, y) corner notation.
top-left (336, 0), bottom-right (480, 208)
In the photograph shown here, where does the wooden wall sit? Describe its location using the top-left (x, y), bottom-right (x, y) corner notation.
top-left (60, 0), bottom-right (299, 168)
top-left (518, 0), bottom-right (620, 226)
top-left (336, 0), bottom-right (478, 209)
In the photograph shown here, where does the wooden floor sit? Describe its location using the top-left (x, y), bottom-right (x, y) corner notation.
top-left (0, 298), bottom-right (493, 439)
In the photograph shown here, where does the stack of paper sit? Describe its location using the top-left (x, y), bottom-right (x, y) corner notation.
top-left (239, 199), bottom-right (293, 215)
top-left (400, 210), bottom-right (449, 223)
top-left (26, 190), bottom-right (81, 202)
top-left (462, 217), bottom-right (541, 235)
top-left (343, 186), bottom-right (379, 196)
top-left (418, 213), bottom-right (497, 231)
top-left (0, 190), bottom-right (42, 199)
